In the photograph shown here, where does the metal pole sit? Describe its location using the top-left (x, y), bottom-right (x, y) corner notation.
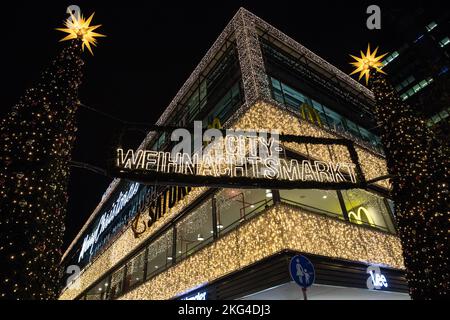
top-left (301, 287), bottom-right (308, 300)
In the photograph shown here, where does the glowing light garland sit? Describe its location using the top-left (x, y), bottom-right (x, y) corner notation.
top-left (59, 9), bottom-right (394, 300)
top-left (59, 102), bottom-right (393, 300)
top-left (115, 204), bottom-right (403, 300)
top-left (116, 149), bottom-right (358, 184)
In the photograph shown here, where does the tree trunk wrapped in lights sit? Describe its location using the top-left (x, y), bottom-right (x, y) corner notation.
top-left (0, 41), bottom-right (84, 299)
top-left (0, 7), bottom-right (104, 300)
top-left (369, 71), bottom-right (449, 300)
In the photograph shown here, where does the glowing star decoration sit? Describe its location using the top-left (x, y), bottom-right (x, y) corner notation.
top-left (349, 44), bottom-right (388, 85)
top-left (56, 11), bottom-right (105, 55)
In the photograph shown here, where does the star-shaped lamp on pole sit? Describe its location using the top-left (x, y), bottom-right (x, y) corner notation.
top-left (56, 10), bottom-right (106, 55)
top-left (349, 44), bottom-right (387, 85)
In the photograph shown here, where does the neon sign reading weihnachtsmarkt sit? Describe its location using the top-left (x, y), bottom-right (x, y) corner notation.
top-left (116, 149), bottom-right (357, 184)
top-left (111, 122), bottom-right (366, 190)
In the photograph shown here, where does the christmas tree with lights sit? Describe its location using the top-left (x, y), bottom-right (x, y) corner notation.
top-left (0, 9), bottom-right (104, 300)
top-left (351, 45), bottom-right (450, 300)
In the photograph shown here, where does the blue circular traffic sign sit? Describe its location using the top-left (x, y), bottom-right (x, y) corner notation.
top-left (289, 255), bottom-right (315, 288)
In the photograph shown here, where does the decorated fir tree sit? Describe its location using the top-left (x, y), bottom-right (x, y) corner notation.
top-left (0, 9), bottom-right (104, 300)
top-left (350, 45), bottom-right (450, 299)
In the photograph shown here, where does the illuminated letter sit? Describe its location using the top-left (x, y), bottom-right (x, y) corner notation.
top-left (301, 160), bottom-right (318, 181)
top-left (314, 161), bottom-right (334, 182)
top-left (280, 159), bottom-right (300, 181)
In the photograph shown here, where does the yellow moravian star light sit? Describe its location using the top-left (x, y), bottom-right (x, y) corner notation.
top-left (349, 44), bottom-right (388, 85)
top-left (56, 11), bottom-right (105, 55)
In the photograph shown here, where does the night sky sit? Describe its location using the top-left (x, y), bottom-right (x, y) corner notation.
top-left (2, 0), bottom-right (437, 250)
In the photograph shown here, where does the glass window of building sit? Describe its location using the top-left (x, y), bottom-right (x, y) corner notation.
top-left (425, 21), bottom-right (437, 32)
top-left (176, 198), bottom-right (213, 260)
top-left (215, 189), bottom-right (271, 235)
top-left (344, 119), bottom-right (362, 140)
top-left (124, 251), bottom-right (146, 291)
top-left (146, 229), bottom-right (173, 279)
top-left (382, 51), bottom-right (399, 66)
top-left (274, 80), bottom-right (307, 109)
top-left (186, 80), bottom-right (208, 122)
top-left (356, 127), bottom-right (382, 152)
top-left (310, 100), bottom-right (328, 125)
top-left (439, 37), bottom-right (450, 47)
top-left (269, 76), bottom-right (382, 152)
top-left (109, 266), bottom-right (125, 299)
top-left (205, 82), bottom-right (241, 125)
top-left (341, 189), bottom-right (395, 233)
top-left (271, 77), bottom-right (284, 103)
top-left (387, 199), bottom-right (396, 219)
top-left (322, 105), bottom-right (346, 131)
top-left (279, 189), bottom-right (344, 219)
top-left (85, 276), bottom-right (110, 300)
top-left (156, 132), bottom-right (166, 149)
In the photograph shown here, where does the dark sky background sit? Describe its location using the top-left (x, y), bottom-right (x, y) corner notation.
top-left (2, 0), bottom-right (442, 251)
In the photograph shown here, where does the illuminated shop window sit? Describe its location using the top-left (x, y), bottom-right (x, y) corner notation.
top-left (85, 277), bottom-right (110, 300)
top-left (279, 189), bottom-right (344, 219)
top-left (176, 199), bottom-right (213, 260)
top-left (109, 266), bottom-right (125, 299)
top-left (124, 251), bottom-right (146, 290)
top-left (341, 189), bottom-right (395, 233)
top-left (146, 229), bottom-right (173, 279)
top-left (215, 189), bottom-right (271, 235)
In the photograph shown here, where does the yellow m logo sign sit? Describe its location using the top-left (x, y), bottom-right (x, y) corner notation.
top-left (300, 103), bottom-right (322, 127)
top-left (207, 117), bottom-right (223, 130)
top-left (348, 206), bottom-right (376, 227)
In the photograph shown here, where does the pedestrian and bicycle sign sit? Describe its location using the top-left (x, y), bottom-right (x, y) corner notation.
top-left (289, 255), bottom-right (315, 300)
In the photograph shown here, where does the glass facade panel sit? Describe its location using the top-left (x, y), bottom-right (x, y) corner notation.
top-left (205, 82), bottom-right (241, 125)
top-left (344, 119), bottom-right (361, 139)
top-left (215, 189), bottom-right (271, 235)
top-left (109, 266), bottom-right (125, 299)
top-left (280, 189), bottom-right (344, 219)
top-left (322, 105), bottom-right (346, 131)
top-left (77, 186), bottom-right (396, 300)
top-left (281, 82), bottom-right (305, 108)
top-left (146, 229), bottom-right (173, 279)
top-left (269, 76), bottom-right (383, 153)
top-left (85, 277), bottom-right (110, 300)
top-left (124, 251), bottom-right (146, 290)
top-left (341, 189), bottom-right (395, 233)
top-left (176, 199), bottom-right (213, 260)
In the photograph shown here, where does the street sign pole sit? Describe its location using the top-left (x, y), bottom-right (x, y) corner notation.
top-left (289, 255), bottom-right (315, 301)
top-left (301, 287), bottom-right (308, 300)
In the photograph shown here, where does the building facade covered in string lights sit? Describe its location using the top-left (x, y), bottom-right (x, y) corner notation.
top-left (59, 8), bottom-right (410, 300)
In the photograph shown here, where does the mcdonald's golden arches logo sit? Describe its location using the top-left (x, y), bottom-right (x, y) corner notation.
top-left (300, 103), bottom-right (323, 127)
